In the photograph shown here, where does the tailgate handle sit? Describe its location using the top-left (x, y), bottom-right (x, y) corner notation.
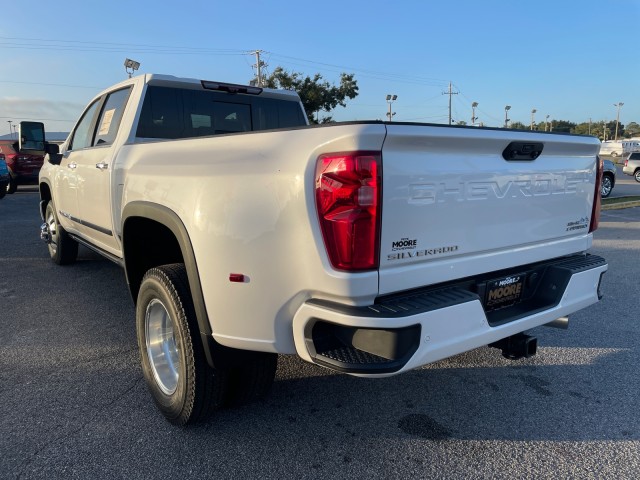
top-left (502, 142), bottom-right (543, 161)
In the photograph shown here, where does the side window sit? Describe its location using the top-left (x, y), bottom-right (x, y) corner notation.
top-left (69, 100), bottom-right (101, 151)
top-left (94, 87), bottom-right (132, 146)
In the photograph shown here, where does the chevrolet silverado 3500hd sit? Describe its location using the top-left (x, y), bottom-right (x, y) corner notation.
top-left (19, 74), bottom-right (607, 425)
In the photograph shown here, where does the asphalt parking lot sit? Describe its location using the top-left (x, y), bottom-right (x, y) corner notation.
top-left (1, 190), bottom-right (639, 479)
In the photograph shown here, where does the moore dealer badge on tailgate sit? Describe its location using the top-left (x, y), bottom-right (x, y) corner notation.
top-left (485, 274), bottom-right (526, 310)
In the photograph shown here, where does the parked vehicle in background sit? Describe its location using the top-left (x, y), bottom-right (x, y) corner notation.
top-left (622, 139), bottom-right (640, 156)
top-left (0, 154), bottom-right (9, 199)
top-left (601, 158), bottom-right (616, 198)
top-left (599, 141), bottom-right (622, 157)
top-left (0, 140), bottom-right (44, 194)
top-left (622, 152), bottom-right (640, 182)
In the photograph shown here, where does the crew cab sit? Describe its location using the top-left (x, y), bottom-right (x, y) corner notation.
top-left (20, 73), bottom-right (607, 426)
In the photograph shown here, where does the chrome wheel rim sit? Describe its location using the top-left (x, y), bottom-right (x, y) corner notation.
top-left (601, 177), bottom-right (612, 197)
top-left (46, 208), bottom-right (58, 256)
top-left (145, 299), bottom-right (180, 395)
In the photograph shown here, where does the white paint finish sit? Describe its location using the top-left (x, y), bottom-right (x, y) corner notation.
top-left (292, 264), bottom-right (607, 376)
top-left (378, 124), bottom-right (601, 295)
top-left (39, 73), bottom-right (606, 359)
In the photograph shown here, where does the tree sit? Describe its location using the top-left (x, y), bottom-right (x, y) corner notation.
top-left (262, 67), bottom-right (359, 124)
top-left (509, 121), bottom-right (527, 130)
top-left (573, 122), bottom-right (597, 136)
top-left (547, 119), bottom-right (576, 133)
top-left (624, 122), bottom-right (640, 138)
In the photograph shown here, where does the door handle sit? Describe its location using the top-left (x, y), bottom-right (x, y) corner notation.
top-left (96, 162), bottom-right (109, 170)
top-left (67, 162), bottom-right (77, 170)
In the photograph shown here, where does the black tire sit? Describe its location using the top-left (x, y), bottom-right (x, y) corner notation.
top-left (601, 174), bottom-right (613, 198)
top-left (0, 182), bottom-right (6, 199)
top-left (225, 353), bottom-right (278, 407)
top-left (44, 200), bottom-right (78, 265)
top-left (6, 176), bottom-right (17, 194)
top-left (136, 264), bottom-right (227, 425)
top-left (635, 170), bottom-right (640, 183)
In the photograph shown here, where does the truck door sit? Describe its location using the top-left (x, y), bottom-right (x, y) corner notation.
top-left (66, 87), bottom-right (132, 256)
top-left (56, 100), bottom-right (102, 236)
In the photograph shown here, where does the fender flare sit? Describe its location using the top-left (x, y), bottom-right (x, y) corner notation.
top-left (121, 201), bottom-right (218, 364)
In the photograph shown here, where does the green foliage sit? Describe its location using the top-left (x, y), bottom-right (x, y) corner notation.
top-left (625, 122), bottom-right (640, 138)
top-left (262, 67), bottom-right (359, 124)
top-left (509, 121), bottom-right (527, 130)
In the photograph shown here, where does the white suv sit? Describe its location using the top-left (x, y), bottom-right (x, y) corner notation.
top-left (622, 152), bottom-right (640, 182)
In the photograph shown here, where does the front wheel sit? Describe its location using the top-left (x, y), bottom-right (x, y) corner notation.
top-left (601, 175), bottom-right (613, 198)
top-left (635, 170), bottom-right (640, 183)
top-left (136, 264), bottom-right (227, 425)
top-left (44, 200), bottom-right (78, 265)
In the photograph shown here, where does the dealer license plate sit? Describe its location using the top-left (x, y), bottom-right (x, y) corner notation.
top-left (484, 273), bottom-right (526, 310)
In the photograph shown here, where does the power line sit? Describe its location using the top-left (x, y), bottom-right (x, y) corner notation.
top-left (0, 80), bottom-right (101, 89)
top-left (0, 115), bottom-right (76, 122)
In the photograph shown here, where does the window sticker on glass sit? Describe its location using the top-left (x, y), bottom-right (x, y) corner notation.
top-left (98, 109), bottom-right (116, 136)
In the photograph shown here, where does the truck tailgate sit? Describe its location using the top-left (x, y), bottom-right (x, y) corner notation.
top-left (378, 124), bottom-right (601, 295)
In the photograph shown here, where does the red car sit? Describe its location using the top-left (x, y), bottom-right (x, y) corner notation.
top-left (0, 140), bottom-right (44, 194)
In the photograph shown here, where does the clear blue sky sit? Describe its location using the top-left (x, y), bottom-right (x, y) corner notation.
top-left (1, 0), bottom-right (638, 134)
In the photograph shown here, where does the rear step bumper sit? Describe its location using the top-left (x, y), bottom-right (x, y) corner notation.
top-left (292, 254), bottom-right (607, 376)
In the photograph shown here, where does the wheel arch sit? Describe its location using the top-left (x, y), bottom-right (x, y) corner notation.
top-left (39, 180), bottom-right (53, 219)
top-left (122, 202), bottom-right (213, 341)
top-left (122, 201), bottom-right (261, 370)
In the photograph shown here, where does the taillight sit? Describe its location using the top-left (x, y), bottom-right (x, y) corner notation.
top-left (589, 155), bottom-right (603, 233)
top-left (315, 151), bottom-right (381, 271)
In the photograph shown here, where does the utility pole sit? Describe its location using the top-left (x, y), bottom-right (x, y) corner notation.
top-left (471, 102), bottom-right (478, 125)
top-left (588, 117), bottom-right (592, 135)
top-left (386, 94), bottom-right (397, 122)
top-left (252, 50), bottom-right (266, 87)
top-left (504, 105), bottom-right (511, 128)
top-left (614, 102), bottom-right (624, 141)
top-left (442, 82), bottom-right (458, 125)
top-left (7, 120), bottom-right (13, 139)
top-left (530, 109), bottom-right (537, 130)
top-left (545, 115), bottom-right (550, 132)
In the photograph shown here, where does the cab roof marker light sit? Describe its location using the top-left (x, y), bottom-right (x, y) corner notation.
top-left (201, 80), bottom-right (263, 95)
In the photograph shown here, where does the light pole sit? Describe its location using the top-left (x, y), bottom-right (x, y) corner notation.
top-left (530, 109), bottom-right (537, 130)
top-left (545, 115), bottom-right (550, 132)
top-left (7, 120), bottom-right (13, 139)
top-left (386, 94), bottom-right (397, 122)
top-left (471, 102), bottom-right (478, 125)
top-left (504, 105), bottom-right (511, 128)
top-left (613, 102), bottom-right (624, 141)
top-left (124, 58), bottom-right (141, 78)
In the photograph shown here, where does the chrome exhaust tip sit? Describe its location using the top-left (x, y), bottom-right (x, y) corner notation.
top-left (543, 316), bottom-right (569, 329)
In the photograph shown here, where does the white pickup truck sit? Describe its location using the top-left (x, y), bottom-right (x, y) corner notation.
top-left (20, 74), bottom-right (607, 425)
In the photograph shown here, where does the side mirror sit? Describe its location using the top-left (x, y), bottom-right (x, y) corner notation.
top-left (19, 121), bottom-right (46, 156)
top-left (45, 143), bottom-right (63, 165)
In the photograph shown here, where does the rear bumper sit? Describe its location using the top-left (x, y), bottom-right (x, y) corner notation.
top-left (292, 254), bottom-right (607, 377)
